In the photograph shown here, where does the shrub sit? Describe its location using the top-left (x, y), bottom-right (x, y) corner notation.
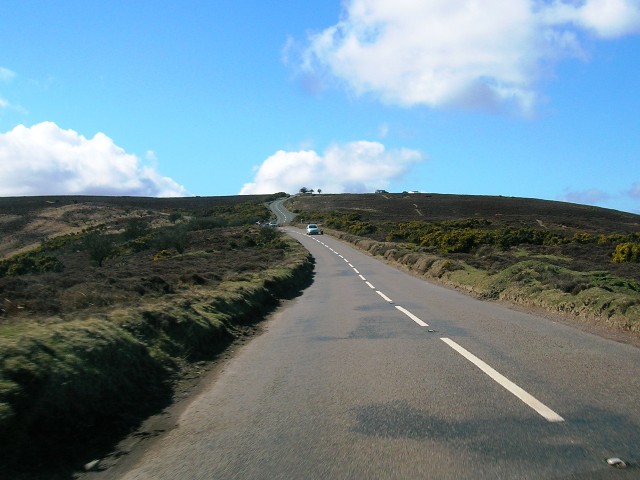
top-left (168, 211), bottom-right (183, 223)
top-left (154, 226), bottom-right (189, 253)
top-left (347, 221), bottom-right (378, 236)
top-left (0, 253), bottom-right (63, 277)
top-left (612, 243), bottom-right (640, 263)
top-left (255, 226), bottom-right (289, 249)
top-left (125, 234), bottom-right (154, 253)
top-left (153, 249), bottom-right (173, 261)
top-left (123, 218), bottom-right (150, 240)
top-left (188, 216), bottom-right (227, 230)
top-left (83, 231), bottom-right (115, 267)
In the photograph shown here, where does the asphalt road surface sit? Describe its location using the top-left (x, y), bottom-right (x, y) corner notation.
top-left (270, 197), bottom-right (298, 224)
top-left (99, 228), bottom-right (640, 479)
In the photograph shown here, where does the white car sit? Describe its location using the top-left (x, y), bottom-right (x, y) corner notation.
top-left (306, 224), bottom-right (322, 235)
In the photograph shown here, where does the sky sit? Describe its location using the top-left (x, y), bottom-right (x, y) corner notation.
top-left (1, 0), bottom-right (639, 213)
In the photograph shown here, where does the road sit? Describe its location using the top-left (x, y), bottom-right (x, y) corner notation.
top-left (93, 224), bottom-right (640, 479)
top-left (270, 197), bottom-right (298, 224)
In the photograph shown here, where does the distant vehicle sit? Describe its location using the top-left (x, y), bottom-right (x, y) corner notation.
top-left (306, 224), bottom-right (322, 235)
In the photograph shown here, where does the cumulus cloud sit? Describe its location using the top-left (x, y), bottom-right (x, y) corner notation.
top-left (240, 141), bottom-right (424, 194)
top-left (0, 122), bottom-right (187, 197)
top-left (296, 0), bottom-right (640, 113)
top-left (543, 0), bottom-right (640, 38)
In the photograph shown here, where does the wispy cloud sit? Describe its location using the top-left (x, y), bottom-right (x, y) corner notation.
top-left (0, 67), bottom-right (16, 82)
top-left (559, 187), bottom-right (612, 206)
top-left (628, 182), bottom-right (640, 199)
top-left (0, 122), bottom-right (187, 197)
top-left (240, 141), bottom-right (424, 194)
top-left (295, 0), bottom-right (640, 114)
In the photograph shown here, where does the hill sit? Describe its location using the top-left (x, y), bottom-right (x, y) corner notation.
top-left (288, 192), bottom-right (640, 232)
top-left (287, 193), bottom-right (640, 336)
top-left (0, 194), bottom-right (307, 477)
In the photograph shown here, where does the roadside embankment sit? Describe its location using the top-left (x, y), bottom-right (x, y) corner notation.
top-left (0, 238), bottom-right (313, 474)
top-left (327, 229), bottom-right (640, 335)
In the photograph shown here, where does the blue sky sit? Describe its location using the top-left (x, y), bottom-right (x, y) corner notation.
top-left (1, 1), bottom-right (639, 213)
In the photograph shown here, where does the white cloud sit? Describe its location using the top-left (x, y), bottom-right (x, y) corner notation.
top-left (629, 182), bottom-right (640, 199)
top-left (0, 122), bottom-right (188, 197)
top-left (543, 0), bottom-right (640, 38)
top-left (0, 67), bottom-right (15, 82)
top-left (297, 0), bottom-right (640, 113)
top-left (560, 187), bottom-right (612, 205)
top-left (1, 67), bottom-right (15, 110)
top-left (240, 141), bottom-right (424, 194)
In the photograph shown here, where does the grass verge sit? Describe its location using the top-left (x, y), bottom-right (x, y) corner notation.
top-left (0, 238), bottom-right (313, 475)
top-left (328, 229), bottom-right (640, 334)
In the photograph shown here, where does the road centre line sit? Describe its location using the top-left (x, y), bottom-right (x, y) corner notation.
top-left (296, 230), bottom-right (507, 383)
top-left (376, 291), bottom-right (393, 303)
top-left (395, 306), bottom-right (428, 327)
top-left (440, 338), bottom-right (565, 423)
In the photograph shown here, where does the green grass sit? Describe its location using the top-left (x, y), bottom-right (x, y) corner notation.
top-left (0, 236), bottom-right (313, 473)
top-left (328, 229), bottom-right (640, 333)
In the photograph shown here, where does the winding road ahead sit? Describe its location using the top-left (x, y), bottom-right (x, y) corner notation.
top-left (91, 202), bottom-right (640, 479)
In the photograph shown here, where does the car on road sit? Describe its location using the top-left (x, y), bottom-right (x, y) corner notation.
top-left (306, 223), bottom-right (322, 235)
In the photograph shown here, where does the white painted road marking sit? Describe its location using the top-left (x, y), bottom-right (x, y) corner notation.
top-left (376, 291), bottom-right (394, 303)
top-left (365, 281), bottom-right (376, 289)
top-left (353, 268), bottom-right (360, 274)
top-left (440, 338), bottom-right (565, 423)
top-left (358, 274), bottom-right (367, 281)
top-left (348, 263), bottom-right (354, 268)
top-left (395, 306), bottom-right (428, 327)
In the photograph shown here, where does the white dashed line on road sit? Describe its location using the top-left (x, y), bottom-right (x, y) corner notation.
top-left (376, 291), bottom-right (393, 303)
top-left (395, 305), bottom-right (428, 326)
top-left (440, 338), bottom-right (565, 423)
top-left (365, 281), bottom-right (376, 289)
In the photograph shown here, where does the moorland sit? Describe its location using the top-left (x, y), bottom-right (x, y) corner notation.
top-left (0, 193), bottom-right (311, 478)
top-left (2, 191), bottom-right (639, 478)
top-left (288, 192), bottom-right (640, 335)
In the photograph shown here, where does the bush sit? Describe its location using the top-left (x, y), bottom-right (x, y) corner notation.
top-left (84, 231), bottom-right (115, 267)
top-left (256, 226), bottom-right (289, 250)
top-left (612, 243), bottom-right (640, 263)
top-left (154, 226), bottom-right (189, 254)
top-left (188, 216), bottom-right (227, 231)
top-left (123, 218), bottom-right (150, 240)
top-left (0, 253), bottom-right (63, 277)
top-left (153, 249), bottom-right (173, 261)
top-left (168, 211), bottom-right (183, 223)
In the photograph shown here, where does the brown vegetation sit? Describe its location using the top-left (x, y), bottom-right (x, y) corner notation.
top-left (0, 194), bottom-right (312, 477)
top-left (289, 193), bottom-right (640, 334)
